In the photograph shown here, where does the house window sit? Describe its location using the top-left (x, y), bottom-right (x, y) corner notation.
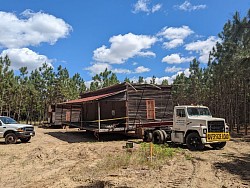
top-left (146, 100), bottom-right (155, 119)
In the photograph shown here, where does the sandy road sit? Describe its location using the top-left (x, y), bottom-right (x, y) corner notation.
top-left (0, 127), bottom-right (249, 188)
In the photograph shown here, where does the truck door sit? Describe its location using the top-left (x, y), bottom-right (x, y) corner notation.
top-left (174, 108), bottom-right (187, 131)
top-left (0, 120), bottom-right (4, 137)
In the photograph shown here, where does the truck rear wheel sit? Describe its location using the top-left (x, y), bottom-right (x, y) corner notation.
top-left (210, 142), bottom-right (226, 149)
top-left (5, 133), bottom-right (17, 144)
top-left (161, 130), bottom-right (168, 143)
top-left (186, 132), bottom-right (204, 151)
top-left (143, 131), bottom-right (153, 142)
top-left (153, 130), bottom-right (164, 144)
top-left (20, 137), bottom-right (31, 143)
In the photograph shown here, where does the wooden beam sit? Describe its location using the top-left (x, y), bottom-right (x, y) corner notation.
top-left (98, 102), bottom-right (101, 132)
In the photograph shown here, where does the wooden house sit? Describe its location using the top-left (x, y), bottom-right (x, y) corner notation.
top-left (51, 83), bottom-right (173, 135)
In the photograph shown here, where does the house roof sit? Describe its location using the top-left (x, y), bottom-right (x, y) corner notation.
top-left (60, 89), bottom-right (126, 105)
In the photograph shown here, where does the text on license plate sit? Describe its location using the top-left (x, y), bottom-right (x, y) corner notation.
top-left (206, 133), bottom-right (230, 141)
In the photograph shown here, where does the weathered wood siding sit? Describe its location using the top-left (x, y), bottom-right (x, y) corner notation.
top-left (82, 92), bottom-right (127, 122)
top-left (54, 106), bottom-right (80, 125)
top-left (127, 84), bottom-right (173, 125)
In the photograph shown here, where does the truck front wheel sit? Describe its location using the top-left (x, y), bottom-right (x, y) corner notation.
top-left (210, 142), bottom-right (226, 149)
top-left (20, 137), bottom-right (31, 143)
top-left (5, 133), bottom-right (17, 144)
top-left (186, 132), bottom-right (204, 151)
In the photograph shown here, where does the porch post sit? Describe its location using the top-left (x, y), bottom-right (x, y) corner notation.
top-left (98, 101), bottom-right (101, 132)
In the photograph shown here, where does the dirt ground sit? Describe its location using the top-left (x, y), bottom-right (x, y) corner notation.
top-left (0, 127), bottom-right (249, 188)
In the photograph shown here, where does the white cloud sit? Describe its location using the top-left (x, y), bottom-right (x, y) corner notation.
top-left (134, 66), bottom-right (150, 73)
top-left (185, 36), bottom-right (219, 63)
top-left (93, 33), bottom-right (156, 64)
top-left (158, 26), bottom-right (194, 40)
top-left (112, 68), bottom-right (132, 74)
top-left (0, 10), bottom-right (72, 48)
top-left (144, 76), bottom-right (171, 84)
top-left (162, 53), bottom-right (194, 64)
top-left (152, 4), bottom-right (162, 13)
top-left (85, 63), bottom-right (111, 75)
top-left (171, 68), bottom-right (191, 80)
top-left (165, 66), bottom-right (184, 73)
top-left (176, 1), bottom-right (207, 12)
top-left (132, 0), bottom-right (162, 14)
top-left (163, 39), bottom-right (184, 49)
top-left (158, 26), bottom-right (193, 49)
top-left (133, 0), bottom-right (150, 13)
top-left (0, 48), bottom-right (52, 71)
top-left (136, 51), bottom-right (156, 57)
top-left (132, 62), bottom-right (138, 66)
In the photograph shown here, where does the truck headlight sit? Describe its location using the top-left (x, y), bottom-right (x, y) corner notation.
top-left (203, 129), bottom-right (207, 134)
top-left (17, 128), bottom-right (24, 132)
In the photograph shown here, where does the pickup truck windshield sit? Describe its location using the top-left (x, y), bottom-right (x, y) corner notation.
top-left (0, 117), bottom-right (18, 124)
top-left (187, 107), bottom-right (211, 116)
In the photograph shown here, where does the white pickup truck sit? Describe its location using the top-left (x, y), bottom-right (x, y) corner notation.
top-left (143, 105), bottom-right (230, 150)
top-left (0, 116), bottom-right (35, 144)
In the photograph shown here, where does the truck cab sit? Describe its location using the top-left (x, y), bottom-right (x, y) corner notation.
top-left (0, 116), bottom-right (35, 144)
top-left (171, 105), bottom-right (230, 150)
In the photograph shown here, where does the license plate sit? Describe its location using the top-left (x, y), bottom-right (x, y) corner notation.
top-left (206, 133), bottom-right (230, 142)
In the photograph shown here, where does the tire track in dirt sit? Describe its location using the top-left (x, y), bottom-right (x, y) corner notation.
top-left (213, 141), bottom-right (250, 188)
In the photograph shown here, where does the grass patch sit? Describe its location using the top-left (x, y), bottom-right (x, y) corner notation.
top-left (98, 143), bottom-right (181, 170)
top-left (184, 153), bottom-right (192, 160)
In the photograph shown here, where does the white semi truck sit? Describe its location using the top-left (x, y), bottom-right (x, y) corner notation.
top-left (143, 105), bottom-right (230, 150)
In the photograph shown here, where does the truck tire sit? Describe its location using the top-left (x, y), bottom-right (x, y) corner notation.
top-left (161, 130), bottom-right (168, 143)
top-left (210, 142), bottom-right (226, 149)
top-left (20, 137), bottom-right (31, 143)
top-left (186, 132), bottom-right (204, 151)
top-left (143, 131), bottom-right (153, 142)
top-left (5, 133), bottom-right (17, 144)
top-left (153, 130), bottom-right (164, 144)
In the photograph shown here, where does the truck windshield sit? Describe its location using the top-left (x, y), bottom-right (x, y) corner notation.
top-left (0, 117), bottom-right (18, 124)
top-left (187, 107), bottom-right (211, 116)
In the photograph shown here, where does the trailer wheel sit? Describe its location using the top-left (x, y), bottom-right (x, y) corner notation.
top-left (153, 130), bottom-right (164, 144)
top-left (143, 131), bottom-right (153, 142)
top-left (210, 142), bottom-right (226, 149)
top-left (186, 132), bottom-right (204, 151)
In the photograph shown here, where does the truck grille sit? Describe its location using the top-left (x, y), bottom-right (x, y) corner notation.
top-left (24, 127), bottom-right (34, 132)
top-left (208, 121), bottom-right (225, 132)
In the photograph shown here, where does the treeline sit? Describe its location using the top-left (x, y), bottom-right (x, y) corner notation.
top-left (0, 59), bottom-right (86, 123)
top-left (173, 10), bottom-right (250, 133)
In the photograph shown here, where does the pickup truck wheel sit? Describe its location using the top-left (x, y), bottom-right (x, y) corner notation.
top-left (20, 137), bottom-right (31, 143)
top-left (5, 133), bottom-right (17, 144)
top-left (186, 132), bottom-right (204, 151)
top-left (153, 130), bottom-right (164, 144)
top-left (210, 142), bottom-right (226, 149)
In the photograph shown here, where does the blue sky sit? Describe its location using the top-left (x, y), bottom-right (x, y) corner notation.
top-left (0, 0), bottom-right (249, 85)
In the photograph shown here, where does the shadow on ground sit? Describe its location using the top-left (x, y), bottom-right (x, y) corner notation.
top-left (45, 130), bottom-right (138, 143)
top-left (214, 153), bottom-right (250, 184)
top-left (75, 180), bottom-right (133, 188)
